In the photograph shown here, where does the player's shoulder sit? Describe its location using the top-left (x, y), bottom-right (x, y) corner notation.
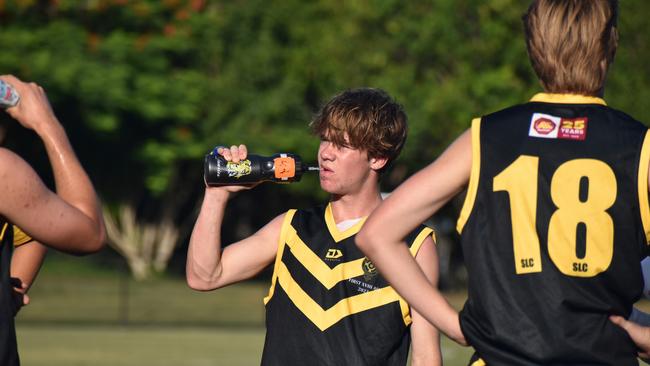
top-left (290, 205), bottom-right (327, 222)
top-left (0, 147), bottom-right (33, 179)
top-left (0, 147), bottom-right (23, 166)
top-left (605, 105), bottom-right (647, 129)
top-left (479, 101), bottom-right (532, 120)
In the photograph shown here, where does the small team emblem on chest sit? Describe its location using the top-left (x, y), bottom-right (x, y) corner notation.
top-left (529, 113), bottom-right (588, 141)
top-left (362, 257), bottom-right (378, 281)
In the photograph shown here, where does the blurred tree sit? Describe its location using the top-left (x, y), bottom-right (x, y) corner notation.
top-left (0, 0), bottom-right (648, 281)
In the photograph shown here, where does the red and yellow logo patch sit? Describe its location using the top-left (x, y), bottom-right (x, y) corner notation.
top-left (558, 118), bottom-right (588, 141)
top-left (529, 113), bottom-right (588, 141)
top-left (534, 118), bottom-right (557, 135)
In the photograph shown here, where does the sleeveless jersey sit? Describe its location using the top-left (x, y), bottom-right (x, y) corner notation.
top-left (261, 203), bottom-right (434, 366)
top-left (456, 93), bottom-right (650, 366)
top-left (0, 222), bottom-right (28, 366)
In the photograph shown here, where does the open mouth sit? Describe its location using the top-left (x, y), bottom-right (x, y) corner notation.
top-left (320, 165), bottom-right (333, 175)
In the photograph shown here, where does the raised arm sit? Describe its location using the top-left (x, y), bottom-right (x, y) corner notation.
top-left (186, 145), bottom-right (282, 291)
top-left (356, 130), bottom-right (472, 345)
top-left (0, 75), bottom-right (105, 254)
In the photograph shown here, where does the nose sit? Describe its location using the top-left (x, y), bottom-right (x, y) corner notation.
top-left (319, 141), bottom-right (335, 161)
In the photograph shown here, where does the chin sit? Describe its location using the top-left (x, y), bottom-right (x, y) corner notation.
top-left (319, 180), bottom-right (342, 195)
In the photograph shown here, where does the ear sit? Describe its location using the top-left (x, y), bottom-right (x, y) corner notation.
top-left (369, 156), bottom-right (388, 171)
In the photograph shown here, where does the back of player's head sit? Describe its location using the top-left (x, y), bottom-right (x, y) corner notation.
top-left (523, 0), bottom-right (618, 96)
top-left (310, 88), bottom-right (407, 173)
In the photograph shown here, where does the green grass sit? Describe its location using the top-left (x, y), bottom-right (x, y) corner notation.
top-left (17, 324), bottom-right (474, 366)
top-left (17, 325), bottom-right (267, 366)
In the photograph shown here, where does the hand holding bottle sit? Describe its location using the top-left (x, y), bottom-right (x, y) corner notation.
top-left (203, 145), bottom-right (318, 188)
top-left (0, 75), bottom-right (61, 135)
top-left (205, 145), bottom-right (258, 193)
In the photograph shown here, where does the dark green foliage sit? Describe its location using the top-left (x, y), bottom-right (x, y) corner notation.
top-left (0, 0), bottom-right (648, 231)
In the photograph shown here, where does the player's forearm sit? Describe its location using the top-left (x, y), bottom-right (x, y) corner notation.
top-left (410, 319), bottom-right (442, 366)
top-left (11, 241), bottom-right (47, 292)
top-left (35, 120), bottom-right (105, 250)
top-left (411, 351), bottom-right (441, 366)
top-left (186, 189), bottom-right (229, 290)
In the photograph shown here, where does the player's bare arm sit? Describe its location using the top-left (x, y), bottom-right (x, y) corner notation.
top-left (11, 241), bottom-right (46, 292)
top-left (356, 129), bottom-right (472, 345)
top-left (186, 145), bottom-right (283, 291)
top-left (0, 75), bottom-right (105, 253)
top-left (409, 235), bottom-right (442, 366)
top-left (10, 241), bottom-right (47, 313)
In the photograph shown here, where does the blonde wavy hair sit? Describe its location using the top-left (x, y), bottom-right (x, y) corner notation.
top-left (524, 0), bottom-right (619, 96)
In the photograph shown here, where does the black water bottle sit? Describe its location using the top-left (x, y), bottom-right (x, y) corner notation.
top-left (204, 148), bottom-right (319, 186)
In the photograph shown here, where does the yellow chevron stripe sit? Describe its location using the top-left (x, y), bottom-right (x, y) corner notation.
top-left (284, 225), bottom-right (366, 289)
top-left (276, 261), bottom-right (403, 330)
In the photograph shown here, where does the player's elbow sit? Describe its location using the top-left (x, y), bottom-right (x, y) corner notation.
top-left (186, 275), bottom-right (218, 292)
top-left (355, 228), bottom-right (379, 256)
top-left (82, 225), bottom-right (107, 254)
top-left (186, 265), bottom-right (222, 292)
top-left (69, 226), bottom-right (106, 255)
top-left (85, 231), bottom-right (106, 254)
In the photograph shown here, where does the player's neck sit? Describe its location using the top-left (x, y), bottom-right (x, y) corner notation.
top-left (329, 188), bottom-right (382, 222)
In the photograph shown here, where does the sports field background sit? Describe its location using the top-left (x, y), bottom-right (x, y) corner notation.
top-left (15, 255), bottom-right (650, 366)
top-left (15, 255), bottom-right (474, 365)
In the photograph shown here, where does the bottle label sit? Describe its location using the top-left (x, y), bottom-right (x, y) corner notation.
top-left (226, 159), bottom-right (252, 178)
top-left (0, 80), bottom-right (19, 108)
top-left (274, 157), bottom-right (295, 179)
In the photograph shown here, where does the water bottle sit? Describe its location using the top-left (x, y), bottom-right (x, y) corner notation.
top-left (204, 147), bottom-right (319, 186)
top-left (0, 80), bottom-right (20, 108)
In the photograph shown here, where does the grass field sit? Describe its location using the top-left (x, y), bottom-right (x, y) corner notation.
top-left (13, 256), bottom-right (650, 365)
top-left (17, 325), bottom-right (474, 366)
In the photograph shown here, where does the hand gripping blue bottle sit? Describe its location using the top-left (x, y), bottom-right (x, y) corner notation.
top-left (0, 80), bottom-right (19, 108)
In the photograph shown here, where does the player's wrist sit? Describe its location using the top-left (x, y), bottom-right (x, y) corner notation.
top-left (33, 118), bottom-right (67, 145)
top-left (204, 187), bottom-right (231, 202)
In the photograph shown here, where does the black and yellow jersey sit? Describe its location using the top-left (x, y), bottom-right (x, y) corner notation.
top-left (261, 203), bottom-right (434, 366)
top-left (0, 221), bottom-right (31, 366)
top-left (457, 93), bottom-right (650, 365)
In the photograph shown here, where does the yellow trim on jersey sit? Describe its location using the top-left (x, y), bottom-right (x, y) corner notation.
top-left (397, 227), bottom-right (435, 325)
top-left (410, 227), bottom-right (434, 255)
top-left (470, 358), bottom-right (486, 366)
top-left (530, 93), bottom-right (607, 106)
top-left (457, 118), bottom-right (482, 233)
top-left (638, 131), bottom-right (650, 244)
top-left (398, 295), bottom-right (411, 326)
top-left (275, 261), bottom-right (404, 331)
top-left (324, 203), bottom-right (367, 242)
top-left (13, 226), bottom-right (33, 247)
top-left (0, 223), bottom-right (8, 241)
top-left (264, 209), bottom-right (297, 305)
